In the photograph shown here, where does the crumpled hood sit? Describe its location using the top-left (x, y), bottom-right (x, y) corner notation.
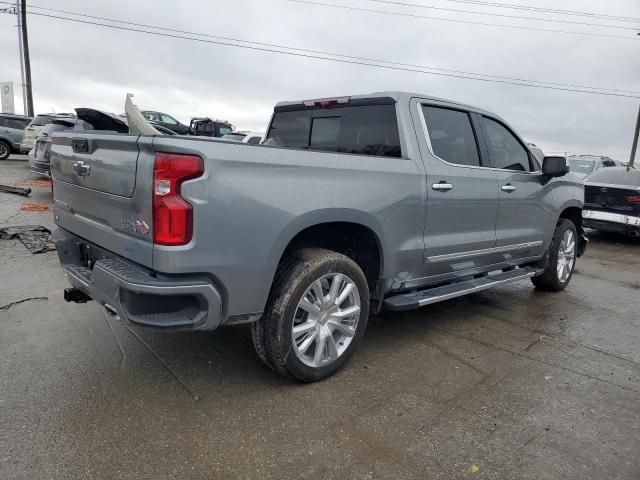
top-left (74, 108), bottom-right (129, 133)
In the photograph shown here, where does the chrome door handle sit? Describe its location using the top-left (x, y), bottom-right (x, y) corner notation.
top-left (432, 182), bottom-right (453, 191)
top-left (501, 184), bottom-right (517, 192)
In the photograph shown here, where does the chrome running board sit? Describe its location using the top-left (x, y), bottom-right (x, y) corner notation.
top-left (383, 268), bottom-right (537, 311)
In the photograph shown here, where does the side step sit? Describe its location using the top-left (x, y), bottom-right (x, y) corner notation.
top-left (383, 268), bottom-right (538, 311)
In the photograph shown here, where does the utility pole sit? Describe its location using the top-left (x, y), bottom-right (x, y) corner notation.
top-left (629, 104), bottom-right (639, 170)
top-left (19, 0), bottom-right (34, 116)
top-left (15, 0), bottom-right (27, 115)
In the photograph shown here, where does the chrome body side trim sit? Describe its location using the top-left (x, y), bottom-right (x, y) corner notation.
top-left (425, 240), bottom-right (544, 263)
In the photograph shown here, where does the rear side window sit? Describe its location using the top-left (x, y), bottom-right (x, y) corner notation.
top-left (8, 118), bottom-right (30, 129)
top-left (267, 104), bottom-right (401, 158)
top-left (160, 114), bottom-right (178, 125)
top-left (422, 106), bottom-right (480, 167)
top-left (480, 117), bottom-right (531, 171)
top-left (143, 112), bottom-right (160, 122)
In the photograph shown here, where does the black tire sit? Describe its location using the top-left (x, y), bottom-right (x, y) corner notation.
top-left (251, 248), bottom-right (370, 382)
top-left (532, 218), bottom-right (577, 292)
top-left (0, 140), bottom-right (10, 160)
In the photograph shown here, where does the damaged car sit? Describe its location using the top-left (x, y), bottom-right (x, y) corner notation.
top-left (583, 166), bottom-right (640, 236)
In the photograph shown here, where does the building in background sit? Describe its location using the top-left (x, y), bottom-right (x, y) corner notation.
top-left (1, 82), bottom-right (15, 114)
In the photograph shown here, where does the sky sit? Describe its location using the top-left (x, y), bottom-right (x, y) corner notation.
top-left (1, 0), bottom-right (639, 161)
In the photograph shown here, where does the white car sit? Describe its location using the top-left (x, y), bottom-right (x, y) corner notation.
top-left (567, 155), bottom-right (622, 179)
top-left (221, 131), bottom-right (264, 145)
top-left (20, 113), bottom-right (74, 153)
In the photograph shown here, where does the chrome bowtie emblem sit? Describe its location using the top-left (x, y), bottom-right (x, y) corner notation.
top-left (73, 160), bottom-right (91, 177)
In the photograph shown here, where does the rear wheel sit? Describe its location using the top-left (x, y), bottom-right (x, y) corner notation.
top-left (532, 218), bottom-right (577, 292)
top-left (251, 248), bottom-right (369, 382)
top-left (0, 140), bottom-right (10, 160)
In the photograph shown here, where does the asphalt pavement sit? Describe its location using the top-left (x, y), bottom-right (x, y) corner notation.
top-left (1, 155), bottom-right (639, 479)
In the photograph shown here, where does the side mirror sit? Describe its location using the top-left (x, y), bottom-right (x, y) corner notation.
top-left (542, 156), bottom-right (569, 177)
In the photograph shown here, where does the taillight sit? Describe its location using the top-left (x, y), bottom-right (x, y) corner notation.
top-left (627, 196), bottom-right (640, 203)
top-left (153, 152), bottom-right (204, 245)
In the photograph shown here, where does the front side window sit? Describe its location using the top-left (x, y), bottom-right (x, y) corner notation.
top-left (422, 106), bottom-right (480, 167)
top-left (481, 117), bottom-right (531, 171)
top-left (267, 104), bottom-right (401, 158)
top-left (247, 136), bottom-right (262, 145)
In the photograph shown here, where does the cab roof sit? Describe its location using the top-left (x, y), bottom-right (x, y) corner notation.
top-left (274, 91), bottom-right (496, 117)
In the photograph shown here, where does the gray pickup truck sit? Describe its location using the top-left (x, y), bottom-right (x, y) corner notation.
top-left (50, 92), bottom-right (587, 382)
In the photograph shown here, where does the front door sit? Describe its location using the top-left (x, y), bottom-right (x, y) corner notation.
top-left (414, 102), bottom-right (501, 279)
top-left (476, 115), bottom-right (551, 261)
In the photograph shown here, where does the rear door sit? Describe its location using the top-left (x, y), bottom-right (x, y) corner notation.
top-left (477, 115), bottom-right (550, 259)
top-left (414, 101), bottom-right (500, 278)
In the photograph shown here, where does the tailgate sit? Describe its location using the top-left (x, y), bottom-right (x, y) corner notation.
top-left (50, 133), bottom-right (155, 267)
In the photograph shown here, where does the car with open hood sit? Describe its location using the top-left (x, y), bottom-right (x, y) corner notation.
top-left (29, 109), bottom-right (129, 177)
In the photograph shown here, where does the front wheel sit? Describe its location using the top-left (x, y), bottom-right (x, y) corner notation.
top-left (251, 248), bottom-right (369, 382)
top-left (532, 218), bottom-right (577, 292)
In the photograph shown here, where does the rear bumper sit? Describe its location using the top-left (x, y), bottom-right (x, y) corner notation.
top-left (52, 228), bottom-right (223, 331)
top-left (29, 158), bottom-right (51, 177)
top-left (583, 210), bottom-right (640, 234)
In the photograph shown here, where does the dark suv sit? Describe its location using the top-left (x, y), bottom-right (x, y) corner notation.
top-left (141, 111), bottom-right (190, 135)
top-left (0, 114), bottom-right (32, 160)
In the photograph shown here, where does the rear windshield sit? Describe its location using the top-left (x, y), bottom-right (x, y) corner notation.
top-left (568, 158), bottom-right (595, 174)
top-left (40, 120), bottom-right (87, 135)
top-left (266, 104), bottom-right (402, 158)
top-left (30, 115), bottom-right (54, 126)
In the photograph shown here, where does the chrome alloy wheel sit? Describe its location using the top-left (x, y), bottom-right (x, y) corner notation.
top-left (0, 143), bottom-right (8, 159)
top-left (292, 273), bottom-right (361, 368)
top-left (557, 229), bottom-right (576, 283)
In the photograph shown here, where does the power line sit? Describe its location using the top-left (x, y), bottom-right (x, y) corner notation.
top-left (9, 2), bottom-right (640, 96)
top-left (15, 10), bottom-right (640, 99)
top-left (364, 0), bottom-right (640, 31)
top-left (435, 0), bottom-right (640, 24)
top-left (289, 0), bottom-right (640, 40)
